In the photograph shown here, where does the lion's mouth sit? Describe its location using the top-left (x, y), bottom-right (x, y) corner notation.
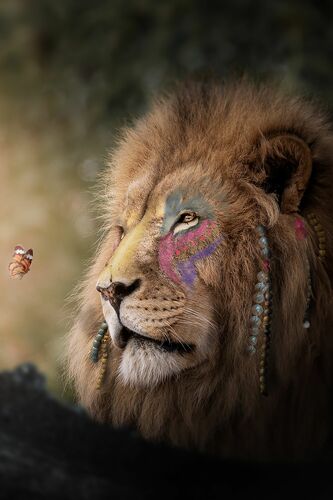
top-left (120, 326), bottom-right (194, 354)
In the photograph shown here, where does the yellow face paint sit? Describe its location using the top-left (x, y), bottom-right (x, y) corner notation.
top-left (126, 209), bottom-right (139, 229)
top-left (109, 216), bottom-right (147, 282)
top-left (155, 198), bottom-right (166, 220)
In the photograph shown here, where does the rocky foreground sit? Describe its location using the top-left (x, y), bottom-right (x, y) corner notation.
top-left (0, 364), bottom-right (332, 499)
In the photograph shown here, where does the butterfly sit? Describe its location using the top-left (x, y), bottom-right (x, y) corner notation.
top-left (8, 245), bottom-right (33, 279)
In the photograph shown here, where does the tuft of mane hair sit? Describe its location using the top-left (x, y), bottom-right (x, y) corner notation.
top-left (67, 79), bottom-right (333, 460)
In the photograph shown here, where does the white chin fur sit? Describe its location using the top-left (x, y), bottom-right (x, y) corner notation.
top-left (118, 340), bottom-right (187, 387)
top-left (100, 298), bottom-right (123, 347)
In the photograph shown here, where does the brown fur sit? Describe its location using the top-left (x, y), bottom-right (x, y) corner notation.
top-left (67, 80), bottom-right (333, 459)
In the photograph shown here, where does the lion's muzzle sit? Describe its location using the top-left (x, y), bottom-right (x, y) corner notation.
top-left (96, 279), bottom-right (141, 349)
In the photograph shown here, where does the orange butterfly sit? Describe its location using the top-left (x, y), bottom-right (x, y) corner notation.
top-left (8, 245), bottom-right (33, 279)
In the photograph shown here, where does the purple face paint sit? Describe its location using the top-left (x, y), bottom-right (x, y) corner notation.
top-left (158, 219), bottom-right (222, 287)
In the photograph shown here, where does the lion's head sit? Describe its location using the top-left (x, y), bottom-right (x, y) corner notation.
top-left (68, 80), bottom-right (333, 459)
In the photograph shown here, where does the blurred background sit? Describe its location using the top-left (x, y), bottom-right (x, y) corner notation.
top-left (0, 0), bottom-right (332, 397)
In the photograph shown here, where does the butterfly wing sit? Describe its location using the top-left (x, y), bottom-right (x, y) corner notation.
top-left (9, 245), bottom-right (33, 279)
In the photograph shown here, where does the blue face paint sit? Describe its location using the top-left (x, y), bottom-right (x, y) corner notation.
top-left (161, 189), bottom-right (214, 235)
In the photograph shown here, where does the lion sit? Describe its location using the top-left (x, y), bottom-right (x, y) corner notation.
top-left (67, 79), bottom-right (333, 460)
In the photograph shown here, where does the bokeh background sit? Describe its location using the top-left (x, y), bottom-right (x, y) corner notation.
top-left (0, 0), bottom-right (332, 397)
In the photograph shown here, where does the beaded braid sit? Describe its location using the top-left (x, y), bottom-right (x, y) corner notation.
top-left (90, 321), bottom-right (110, 390)
top-left (306, 213), bottom-right (326, 262)
top-left (302, 257), bottom-right (312, 330)
top-left (301, 213), bottom-right (327, 330)
top-left (247, 225), bottom-right (272, 396)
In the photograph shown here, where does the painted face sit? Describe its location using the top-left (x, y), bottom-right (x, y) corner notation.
top-left (158, 191), bottom-right (223, 287)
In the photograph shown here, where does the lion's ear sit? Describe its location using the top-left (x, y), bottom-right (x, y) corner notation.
top-left (256, 134), bottom-right (312, 214)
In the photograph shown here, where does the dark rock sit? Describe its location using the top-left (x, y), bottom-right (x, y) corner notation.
top-left (0, 364), bottom-right (333, 499)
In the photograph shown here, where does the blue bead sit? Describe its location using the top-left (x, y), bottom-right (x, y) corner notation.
top-left (98, 329), bottom-right (106, 336)
top-left (252, 304), bottom-right (263, 315)
top-left (256, 226), bottom-right (265, 235)
top-left (255, 282), bottom-right (267, 292)
top-left (261, 247), bottom-right (270, 257)
top-left (247, 345), bottom-right (256, 355)
top-left (254, 293), bottom-right (264, 303)
top-left (93, 339), bottom-right (100, 348)
top-left (257, 271), bottom-right (268, 282)
top-left (250, 315), bottom-right (261, 326)
top-left (91, 350), bottom-right (99, 362)
top-left (249, 336), bottom-right (257, 345)
top-left (259, 236), bottom-right (268, 247)
top-left (251, 326), bottom-right (260, 336)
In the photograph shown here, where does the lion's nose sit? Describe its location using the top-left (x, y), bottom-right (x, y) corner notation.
top-left (96, 279), bottom-right (141, 311)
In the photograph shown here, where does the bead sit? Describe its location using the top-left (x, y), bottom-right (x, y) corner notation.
top-left (303, 320), bottom-right (310, 329)
top-left (252, 304), bottom-right (263, 315)
top-left (247, 344), bottom-right (256, 354)
top-left (249, 336), bottom-right (257, 345)
top-left (256, 226), bottom-right (265, 235)
top-left (254, 293), bottom-right (264, 304)
top-left (259, 236), bottom-right (268, 247)
top-left (255, 281), bottom-right (266, 292)
top-left (257, 271), bottom-right (268, 282)
top-left (261, 247), bottom-right (270, 257)
top-left (97, 329), bottom-right (106, 336)
top-left (319, 249), bottom-right (326, 257)
top-left (251, 326), bottom-right (260, 336)
top-left (250, 315), bottom-right (261, 326)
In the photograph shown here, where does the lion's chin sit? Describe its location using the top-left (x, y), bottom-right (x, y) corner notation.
top-left (117, 337), bottom-right (193, 388)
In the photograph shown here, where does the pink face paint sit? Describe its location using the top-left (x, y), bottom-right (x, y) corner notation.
top-left (158, 232), bottom-right (182, 284)
top-left (158, 220), bottom-right (222, 287)
top-left (295, 217), bottom-right (307, 240)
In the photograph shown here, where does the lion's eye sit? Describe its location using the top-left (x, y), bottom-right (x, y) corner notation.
top-left (173, 211), bottom-right (199, 235)
top-left (115, 225), bottom-right (125, 240)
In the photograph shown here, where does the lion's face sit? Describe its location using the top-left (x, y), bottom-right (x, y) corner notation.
top-left (97, 167), bottom-right (225, 387)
